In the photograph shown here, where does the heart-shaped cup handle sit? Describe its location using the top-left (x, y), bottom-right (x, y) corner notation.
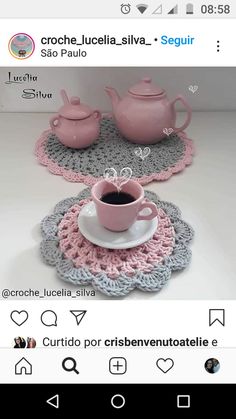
top-left (170, 95), bottom-right (192, 133)
top-left (50, 114), bottom-right (60, 130)
top-left (137, 201), bottom-right (158, 221)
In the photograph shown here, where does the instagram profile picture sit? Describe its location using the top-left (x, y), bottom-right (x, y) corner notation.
top-left (14, 337), bottom-right (26, 348)
top-left (13, 337), bottom-right (36, 348)
top-left (205, 358), bottom-right (220, 374)
top-left (8, 33), bottom-right (35, 59)
top-left (27, 337), bottom-right (36, 348)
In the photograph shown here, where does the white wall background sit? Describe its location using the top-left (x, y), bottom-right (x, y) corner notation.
top-left (0, 67), bottom-right (235, 112)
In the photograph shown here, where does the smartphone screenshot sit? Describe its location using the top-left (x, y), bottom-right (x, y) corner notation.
top-left (0, 0), bottom-right (235, 413)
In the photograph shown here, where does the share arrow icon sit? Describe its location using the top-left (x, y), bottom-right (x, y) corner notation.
top-left (70, 310), bottom-right (87, 326)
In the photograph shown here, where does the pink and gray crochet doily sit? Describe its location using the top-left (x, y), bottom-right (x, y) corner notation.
top-left (35, 119), bottom-right (194, 185)
top-left (40, 188), bottom-right (194, 297)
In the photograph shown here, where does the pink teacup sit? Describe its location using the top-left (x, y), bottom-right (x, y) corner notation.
top-left (91, 179), bottom-right (158, 232)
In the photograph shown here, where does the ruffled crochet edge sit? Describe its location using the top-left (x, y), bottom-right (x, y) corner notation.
top-left (40, 189), bottom-right (194, 297)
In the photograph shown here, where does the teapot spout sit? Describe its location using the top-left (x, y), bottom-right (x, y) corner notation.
top-left (105, 86), bottom-right (120, 109)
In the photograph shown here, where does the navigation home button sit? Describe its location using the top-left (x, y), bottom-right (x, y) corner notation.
top-left (46, 394), bottom-right (59, 409)
top-left (111, 394), bottom-right (125, 409)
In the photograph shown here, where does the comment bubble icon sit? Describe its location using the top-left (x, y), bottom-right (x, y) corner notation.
top-left (41, 310), bottom-right (58, 327)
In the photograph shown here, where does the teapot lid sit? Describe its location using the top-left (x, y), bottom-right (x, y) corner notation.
top-left (59, 90), bottom-right (93, 120)
top-left (128, 77), bottom-right (164, 96)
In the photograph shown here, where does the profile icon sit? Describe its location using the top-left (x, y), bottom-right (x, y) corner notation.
top-left (14, 337), bottom-right (26, 348)
top-left (205, 358), bottom-right (220, 374)
top-left (8, 33), bottom-right (35, 59)
top-left (27, 337), bottom-right (36, 348)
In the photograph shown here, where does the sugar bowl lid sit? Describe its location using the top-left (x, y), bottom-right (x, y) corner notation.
top-left (128, 77), bottom-right (165, 96)
top-left (59, 90), bottom-right (93, 120)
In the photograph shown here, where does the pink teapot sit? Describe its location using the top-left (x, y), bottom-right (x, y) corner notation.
top-left (50, 90), bottom-right (101, 149)
top-left (105, 77), bottom-right (192, 144)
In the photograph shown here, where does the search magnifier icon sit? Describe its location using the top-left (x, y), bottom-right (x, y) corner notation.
top-left (62, 357), bottom-right (79, 374)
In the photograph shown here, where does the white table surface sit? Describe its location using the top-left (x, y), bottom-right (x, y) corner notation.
top-left (0, 112), bottom-right (236, 300)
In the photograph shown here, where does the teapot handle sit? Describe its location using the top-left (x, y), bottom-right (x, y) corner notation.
top-left (171, 95), bottom-right (192, 133)
top-left (93, 110), bottom-right (102, 121)
top-left (50, 114), bottom-right (60, 130)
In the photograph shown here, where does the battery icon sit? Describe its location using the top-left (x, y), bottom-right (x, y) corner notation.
top-left (186, 3), bottom-right (194, 14)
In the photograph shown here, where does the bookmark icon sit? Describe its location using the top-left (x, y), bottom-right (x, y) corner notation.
top-left (209, 309), bottom-right (225, 326)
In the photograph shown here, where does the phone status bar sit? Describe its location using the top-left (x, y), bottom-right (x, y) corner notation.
top-left (0, 1), bottom-right (235, 18)
top-left (120, 2), bottom-right (234, 18)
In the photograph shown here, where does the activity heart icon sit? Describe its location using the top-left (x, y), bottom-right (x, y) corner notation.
top-left (156, 358), bottom-right (174, 373)
top-left (163, 128), bottom-right (174, 137)
top-left (103, 167), bottom-right (132, 191)
top-left (188, 85), bottom-right (198, 94)
top-left (134, 147), bottom-right (151, 161)
top-left (10, 310), bottom-right (29, 326)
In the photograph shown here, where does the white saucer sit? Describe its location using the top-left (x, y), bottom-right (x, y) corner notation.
top-left (78, 201), bottom-right (158, 249)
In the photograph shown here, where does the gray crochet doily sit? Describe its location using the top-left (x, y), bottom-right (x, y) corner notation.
top-left (36, 119), bottom-right (194, 185)
top-left (40, 188), bottom-right (194, 297)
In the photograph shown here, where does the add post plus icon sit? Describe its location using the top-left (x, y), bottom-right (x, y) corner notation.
top-left (109, 357), bottom-right (127, 375)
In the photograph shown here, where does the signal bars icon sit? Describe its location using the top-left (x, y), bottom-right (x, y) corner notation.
top-left (168, 4), bottom-right (178, 14)
top-left (134, 3), bottom-right (195, 16)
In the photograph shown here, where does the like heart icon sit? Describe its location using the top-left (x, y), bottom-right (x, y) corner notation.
top-left (134, 147), bottom-right (151, 161)
top-left (10, 310), bottom-right (29, 326)
top-left (103, 167), bottom-right (132, 192)
top-left (156, 358), bottom-right (174, 373)
top-left (163, 128), bottom-right (174, 137)
top-left (188, 85), bottom-right (198, 94)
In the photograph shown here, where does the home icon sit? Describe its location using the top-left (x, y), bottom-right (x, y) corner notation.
top-left (15, 357), bottom-right (32, 375)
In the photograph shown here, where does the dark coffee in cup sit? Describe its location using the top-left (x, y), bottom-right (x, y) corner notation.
top-left (92, 179), bottom-right (158, 231)
top-left (101, 191), bottom-right (135, 205)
